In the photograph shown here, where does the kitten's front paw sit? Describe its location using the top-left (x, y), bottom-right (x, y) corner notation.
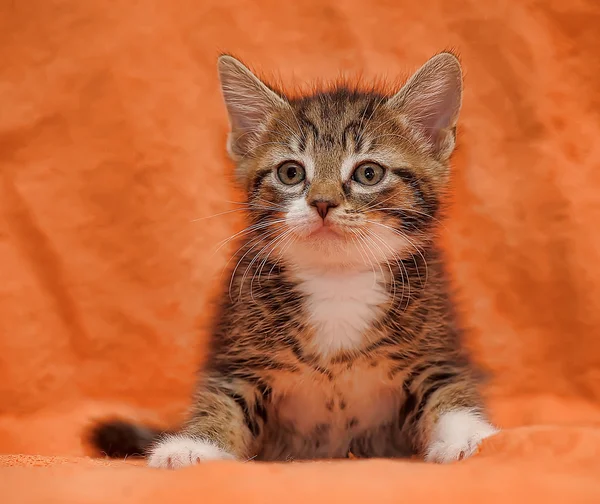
top-left (425, 409), bottom-right (499, 464)
top-left (147, 435), bottom-right (235, 469)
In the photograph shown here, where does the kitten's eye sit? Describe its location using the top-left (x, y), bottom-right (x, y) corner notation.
top-left (352, 163), bottom-right (385, 186)
top-left (277, 162), bottom-right (306, 185)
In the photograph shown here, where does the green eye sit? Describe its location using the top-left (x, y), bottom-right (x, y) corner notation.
top-left (277, 162), bottom-right (306, 185)
top-left (352, 163), bottom-right (385, 186)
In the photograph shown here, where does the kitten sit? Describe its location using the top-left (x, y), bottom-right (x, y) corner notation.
top-left (90, 53), bottom-right (499, 467)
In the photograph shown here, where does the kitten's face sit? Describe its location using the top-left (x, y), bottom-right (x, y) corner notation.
top-left (218, 54), bottom-right (462, 271)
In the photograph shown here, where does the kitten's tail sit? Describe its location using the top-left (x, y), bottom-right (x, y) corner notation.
top-left (87, 419), bottom-right (173, 458)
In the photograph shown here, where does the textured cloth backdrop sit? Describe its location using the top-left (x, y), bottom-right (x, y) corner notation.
top-left (1, 0), bottom-right (600, 502)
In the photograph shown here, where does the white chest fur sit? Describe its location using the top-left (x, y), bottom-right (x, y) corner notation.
top-left (297, 270), bottom-right (389, 357)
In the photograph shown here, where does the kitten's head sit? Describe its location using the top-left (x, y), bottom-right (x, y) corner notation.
top-left (218, 53), bottom-right (462, 272)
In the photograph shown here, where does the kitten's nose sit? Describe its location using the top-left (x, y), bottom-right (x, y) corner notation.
top-left (311, 199), bottom-right (338, 219)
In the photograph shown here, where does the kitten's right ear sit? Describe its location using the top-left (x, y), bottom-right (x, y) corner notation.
top-left (386, 52), bottom-right (463, 161)
top-left (217, 55), bottom-right (288, 160)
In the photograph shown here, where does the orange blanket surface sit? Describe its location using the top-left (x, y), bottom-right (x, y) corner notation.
top-left (1, 0), bottom-right (600, 502)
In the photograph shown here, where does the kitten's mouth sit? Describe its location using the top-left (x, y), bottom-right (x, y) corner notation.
top-left (307, 222), bottom-right (344, 239)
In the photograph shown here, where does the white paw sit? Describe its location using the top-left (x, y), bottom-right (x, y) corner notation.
top-left (425, 409), bottom-right (499, 464)
top-left (147, 435), bottom-right (235, 469)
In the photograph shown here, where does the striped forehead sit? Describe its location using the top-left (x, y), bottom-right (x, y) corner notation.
top-left (290, 92), bottom-right (385, 152)
top-left (286, 91), bottom-right (387, 180)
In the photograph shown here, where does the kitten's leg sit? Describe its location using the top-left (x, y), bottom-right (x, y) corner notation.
top-left (400, 364), bottom-right (499, 463)
top-left (148, 375), bottom-right (266, 469)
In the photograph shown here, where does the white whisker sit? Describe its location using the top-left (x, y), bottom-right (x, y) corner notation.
top-left (227, 226), bottom-right (284, 300)
top-left (349, 228), bottom-right (380, 289)
top-left (366, 220), bottom-right (429, 289)
top-left (356, 229), bottom-right (391, 294)
top-left (215, 218), bottom-right (288, 254)
top-left (267, 230), bottom-right (298, 278)
top-left (250, 227), bottom-right (297, 298)
top-left (191, 208), bottom-right (246, 222)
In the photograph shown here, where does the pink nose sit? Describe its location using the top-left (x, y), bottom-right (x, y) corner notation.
top-left (311, 200), bottom-right (338, 219)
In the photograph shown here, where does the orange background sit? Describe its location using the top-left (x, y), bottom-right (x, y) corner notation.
top-left (1, 0), bottom-right (600, 502)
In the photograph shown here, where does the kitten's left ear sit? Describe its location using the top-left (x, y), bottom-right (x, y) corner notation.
top-left (217, 55), bottom-right (289, 161)
top-left (386, 52), bottom-right (463, 160)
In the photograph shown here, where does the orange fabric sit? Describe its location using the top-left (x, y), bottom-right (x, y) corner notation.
top-left (1, 0), bottom-right (600, 502)
top-left (2, 430), bottom-right (600, 503)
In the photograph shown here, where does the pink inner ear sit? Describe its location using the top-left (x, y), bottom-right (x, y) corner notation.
top-left (403, 76), bottom-right (461, 145)
top-left (387, 54), bottom-right (462, 155)
top-left (219, 77), bottom-right (275, 150)
top-left (224, 92), bottom-right (269, 134)
top-left (218, 56), bottom-right (287, 157)
top-left (417, 82), bottom-right (461, 146)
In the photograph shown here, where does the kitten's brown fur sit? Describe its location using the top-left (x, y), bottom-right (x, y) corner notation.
top-left (90, 53), bottom-right (498, 466)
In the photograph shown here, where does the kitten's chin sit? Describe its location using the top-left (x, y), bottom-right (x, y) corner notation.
top-left (294, 219), bottom-right (346, 241)
top-left (279, 234), bottom-right (375, 273)
top-left (307, 226), bottom-right (342, 239)
top-left (278, 221), bottom-right (408, 272)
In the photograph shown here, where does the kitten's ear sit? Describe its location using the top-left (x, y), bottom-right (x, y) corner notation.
top-left (217, 55), bottom-right (288, 160)
top-left (386, 52), bottom-right (463, 160)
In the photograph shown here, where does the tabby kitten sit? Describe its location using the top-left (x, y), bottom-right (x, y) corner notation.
top-left (90, 53), bottom-right (498, 467)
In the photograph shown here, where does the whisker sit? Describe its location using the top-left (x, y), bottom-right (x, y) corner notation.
top-left (356, 191), bottom-right (399, 213)
top-left (365, 228), bottom-right (414, 307)
top-left (215, 218), bottom-right (288, 254)
top-left (347, 229), bottom-right (374, 278)
top-left (362, 229), bottom-right (400, 304)
top-left (349, 228), bottom-right (380, 289)
top-left (370, 207), bottom-right (447, 230)
top-left (242, 237), bottom-right (278, 301)
top-left (190, 208), bottom-right (247, 222)
top-left (357, 229), bottom-right (393, 297)
top-left (347, 229), bottom-right (372, 273)
top-left (220, 232), bottom-right (271, 279)
top-left (267, 229), bottom-right (298, 278)
top-left (228, 226), bottom-right (284, 301)
top-left (226, 200), bottom-right (286, 211)
top-left (366, 220), bottom-right (429, 289)
top-left (240, 224), bottom-right (301, 301)
top-left (251, 198), bottom-right (288, 211)
top-left (362, 223), bottom-right (413, 309)
top-left (250, 227), bottom-right (296, 298)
